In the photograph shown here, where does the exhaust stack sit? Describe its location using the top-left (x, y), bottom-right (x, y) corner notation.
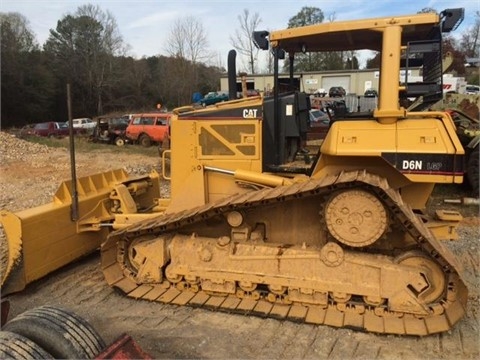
top-left (228, 50), bottom-right (237, 100)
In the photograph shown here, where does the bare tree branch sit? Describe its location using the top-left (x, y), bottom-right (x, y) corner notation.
top-left (165, 16), bottom-right (210, 104)
top-left (460, 11), bottom-right (480, 58)
top-left (165, 16), bottom-right (209, 64)
top-left (229, 9), bottom-right (262, 74)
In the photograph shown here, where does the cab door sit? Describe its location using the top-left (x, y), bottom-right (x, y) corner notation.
top-left (151, 115), bottom-right (170, 142)
top-left (126, 115), bottom-right (145, 140)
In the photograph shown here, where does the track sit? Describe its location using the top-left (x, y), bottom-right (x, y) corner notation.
top-left (101, 170), bottom-right (468, 335)
top-left (3, 140), bottom-right (478, 358)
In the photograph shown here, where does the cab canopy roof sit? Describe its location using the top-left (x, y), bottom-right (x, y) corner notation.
top-left (266, 9), bottom-right (462, 53)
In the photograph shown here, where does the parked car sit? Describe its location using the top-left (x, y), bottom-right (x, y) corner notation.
top-left (238, 89), bottom-right (261, 98)
top-left (198, 92), bottom-right (229, 107)
top-left (70, 118), bottom-right (96, 129)
top-left (328, 86), bottom-right (346, 98)
top-left (309, 109), bottom-right (329, 122)
top-left (19, 121), bottom-right (80, 138)
top-left (246, 89), bottom-right (261, 97)
top-left (125, 113), bottom-right (171, 148)
top-left (364, 88), bottom-right (378, 97)
top-left (91, 116), bottom-right (130, 146)
top-left (466, 85), bottom-right (480, 95)
top-left (18, 124), bottom-right (36, 138)
top-left (308, 109), bottom-right (331, 140)
top-left (314, 88), bottom-right (327, 97)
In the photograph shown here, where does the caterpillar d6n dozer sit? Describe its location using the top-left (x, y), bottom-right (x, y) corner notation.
top-left (1, 9), bottom-right (468, 335)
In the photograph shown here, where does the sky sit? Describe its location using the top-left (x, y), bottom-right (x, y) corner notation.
top-left (1, 0), bottom-right (479, 71)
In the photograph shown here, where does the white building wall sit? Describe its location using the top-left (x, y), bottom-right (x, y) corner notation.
top-left (220, 68), bottom-right (422, 96)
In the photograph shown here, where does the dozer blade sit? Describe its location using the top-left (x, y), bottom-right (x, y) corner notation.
top-left (0, 169), bottom-right (130, 295)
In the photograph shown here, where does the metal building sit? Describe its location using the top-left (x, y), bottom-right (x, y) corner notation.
top-left (220, 68), bottom-right (422, 97)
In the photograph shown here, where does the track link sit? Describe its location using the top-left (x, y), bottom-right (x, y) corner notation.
top-left (101, 170), bottom-right (468, 335)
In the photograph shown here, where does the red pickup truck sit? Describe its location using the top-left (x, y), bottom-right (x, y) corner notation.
top-left (125, 113), bottom-right (171, 147)
top-left (20, 122), bottom-right (85, 138)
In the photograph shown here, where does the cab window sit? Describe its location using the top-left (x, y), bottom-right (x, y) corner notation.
top-left (142, 117), bottom-right (155, 125)
top-left (155, 117), bottom-right (169, 126)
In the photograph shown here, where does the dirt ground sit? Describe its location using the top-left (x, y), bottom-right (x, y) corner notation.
top-left (1, 134), bottom-right (479, 359)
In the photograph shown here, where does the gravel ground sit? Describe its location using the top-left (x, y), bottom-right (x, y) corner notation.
top-left (1, 131), bottom-right (479, 359)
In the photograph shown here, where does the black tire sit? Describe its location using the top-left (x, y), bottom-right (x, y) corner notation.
top-left (467, 146), bottom-right (479, 196)
top-left (158, 144), bottom-right (165, 156)
top-left (3, 305), bottom-right (105, 359)
top-left (163, 137), bottom-right (170, 150)
top-left (139, 134), bottom-right (152, 147)
top-left (163, 158), bottom-right (171, 173)
top-left (115, 137), bottom-right (125, 147)
top-left (0, 331), bottom-right (53, 359)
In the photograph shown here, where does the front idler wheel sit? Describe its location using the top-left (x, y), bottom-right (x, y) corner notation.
top-left (395, 251), bottom-right (446, 304)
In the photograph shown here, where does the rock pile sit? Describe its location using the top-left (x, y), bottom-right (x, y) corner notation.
top-left (0, 132), bottom-right (64, 164)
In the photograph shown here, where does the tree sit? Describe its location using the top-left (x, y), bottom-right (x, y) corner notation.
top-left (443, 36), bottom-right (466, 75)
top-left (76, 4), bottom-right (125, 56)
top-left (287, 6), bottom-right (324, 27)
top-left (344, 54), bottom-right (359, 70)
top-left (0, 10), bottom-right (230, 124)
top-left (165, 16), bottom-right (210, 104)
top-left (230, 9), bottom-right (262, 74)
top-left (417, 7), bottom-right (437, 14)
top-left (364, 8), bottom-right (437, 70)
top-left (165, 16), bottom-right (209, 65)
top-left (284, 7), bottom-right (345, 72)
top-left (365, 52), bottom-right (381, 69)
top-left (103, 56), bottom-right (152, 111)
top-left (1, 12), bottom-right (54, 127)
top-left (44, 4), bottom-right (124, 117)
top-left (76, 4), bottom-right (126, 114)
top-left (284, 7), bottom-right (325, 72)
top-left (0, 12), bottom-right (36, 52)
top-left (460, 11), bottom-right (480, 58)
top-left (265, 31), bottom-right (275, 74)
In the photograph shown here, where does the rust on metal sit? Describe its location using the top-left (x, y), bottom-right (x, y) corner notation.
top-left (95, 334), bottom-right (153, 360)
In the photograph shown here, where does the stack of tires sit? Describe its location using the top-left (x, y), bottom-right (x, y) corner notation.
top-left (0, 305), bottom-right (105, 359)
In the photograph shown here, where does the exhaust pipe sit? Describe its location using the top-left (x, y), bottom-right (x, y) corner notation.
top-left (228, 50), bottom-right (237, 100)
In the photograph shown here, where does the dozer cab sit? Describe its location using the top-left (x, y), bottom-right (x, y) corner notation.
top-left (1, 9), bottom-right (468, 335)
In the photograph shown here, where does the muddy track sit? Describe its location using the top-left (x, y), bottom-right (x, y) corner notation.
top-left (6, 249), bottom-right (479, 359)
top-left (1, 134), bottom-right (479, 359)
top-left (102, 170), bottom-right (467, 336)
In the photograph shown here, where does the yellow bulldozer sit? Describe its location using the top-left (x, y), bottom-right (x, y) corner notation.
top-left (1, 8), bottom-right (468, 335)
